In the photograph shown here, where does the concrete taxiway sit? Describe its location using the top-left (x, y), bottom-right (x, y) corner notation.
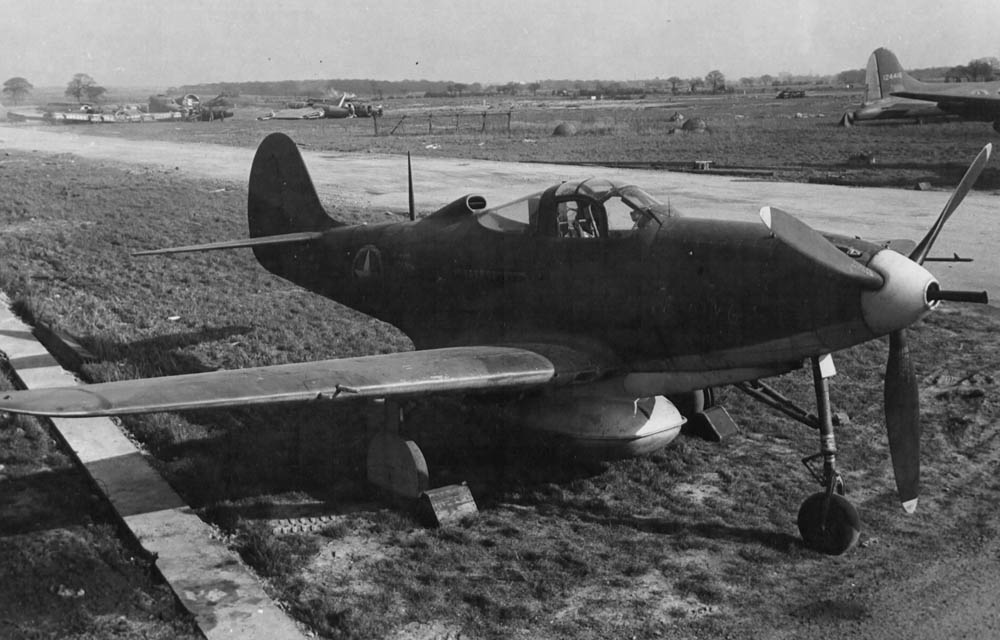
top-left (1, 124), bottom-right (997, 298)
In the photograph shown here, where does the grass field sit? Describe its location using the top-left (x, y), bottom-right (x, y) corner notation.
top-left (2, 93), bottom-right (1000, 639)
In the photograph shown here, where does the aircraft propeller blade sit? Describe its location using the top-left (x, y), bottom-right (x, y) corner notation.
top-left (884, 329), bottom-right (920, 513)
top-left (909, 143), bottom-right (992, 265)
top-left (759, 206), bottom-right (885, 290)
top-left (882, 238), bottom-right (917, 255)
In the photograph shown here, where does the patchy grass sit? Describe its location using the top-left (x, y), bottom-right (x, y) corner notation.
top-left (1, 135), bottom-right (999, 639)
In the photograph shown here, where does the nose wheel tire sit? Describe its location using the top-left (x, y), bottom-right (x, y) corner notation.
top-left (797, 492), bottom-right (861, 555)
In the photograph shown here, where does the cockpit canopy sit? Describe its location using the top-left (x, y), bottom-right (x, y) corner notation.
top-left (477, 178), bottom-right (666, 237)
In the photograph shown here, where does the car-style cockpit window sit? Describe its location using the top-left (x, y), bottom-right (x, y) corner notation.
top-left (476, 179), bottom-right (663, 237)
top-left (476, 193), bottom-right (540, 233)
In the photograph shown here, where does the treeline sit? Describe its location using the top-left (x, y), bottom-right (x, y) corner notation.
top-left (172, 79), bottom-right (460, 100)
top-left (174, 76), bottom-right (793, 100)
top-left (172, 60), bottom-right (999, 102)
top-left (836, 61), bottom-right (1000, 85)
top-left (173, 78), bottom-right (637, 99)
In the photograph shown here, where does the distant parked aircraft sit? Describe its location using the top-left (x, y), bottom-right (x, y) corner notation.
top-left (840, 48), bottom-right (950, 127)
top-left (842, 48), bottom-right (1000, 131)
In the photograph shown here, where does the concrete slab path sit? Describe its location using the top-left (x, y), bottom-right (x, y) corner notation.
top-left (0, 295), bottom-right (309, 639)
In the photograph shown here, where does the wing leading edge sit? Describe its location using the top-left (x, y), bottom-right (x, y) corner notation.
top-left (0, 346), bottom-right (586, 418)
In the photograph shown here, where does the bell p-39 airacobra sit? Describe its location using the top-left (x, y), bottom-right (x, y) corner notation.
top-left (0, 133), bottom-right (991, 554)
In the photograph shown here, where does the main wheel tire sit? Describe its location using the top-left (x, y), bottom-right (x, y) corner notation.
top-left (797, 492), bottom-right (861, 555)
top-left (671, 388), bottom-right (715, 417)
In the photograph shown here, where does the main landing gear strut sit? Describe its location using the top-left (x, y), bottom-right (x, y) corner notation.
top-left (738, 354), bottom-right (860, 555)
top-left (365, 399), bottom-right (479, 526)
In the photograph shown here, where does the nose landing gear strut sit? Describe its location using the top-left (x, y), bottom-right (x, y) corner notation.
top-left (796, 355), bottom-right (861, 555)
top-left (736, 354), bottom-right (861, 554)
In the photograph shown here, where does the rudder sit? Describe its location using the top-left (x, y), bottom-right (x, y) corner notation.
top-left (247, 132), bottom-right (341, 239)
top-left (867, 48), bottom-right (925, 101)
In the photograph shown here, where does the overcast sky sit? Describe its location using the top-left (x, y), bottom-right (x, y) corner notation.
top-left (3, 0), bottom-right (999, 89)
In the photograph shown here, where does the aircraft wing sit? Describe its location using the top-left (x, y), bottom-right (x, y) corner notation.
top-left (0, 345), bottom-right (608, 418)
top-left (891, 90), bottom-right (1000, 111)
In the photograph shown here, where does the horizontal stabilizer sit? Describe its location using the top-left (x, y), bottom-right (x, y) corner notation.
top-left (133, 231), bottom-right (325, 256)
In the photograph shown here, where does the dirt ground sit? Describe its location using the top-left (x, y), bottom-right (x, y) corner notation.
top-left (1, 118), bottom-right (1000, 639)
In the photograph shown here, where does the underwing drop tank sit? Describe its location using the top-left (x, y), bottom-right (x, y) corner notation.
top-left (512, 379), bottom-right (685, 459)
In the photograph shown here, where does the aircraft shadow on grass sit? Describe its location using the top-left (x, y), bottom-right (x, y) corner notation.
top-left (0, 466), bottom-right (109, 536)
top-left (76, 325), bottom-right (254, 376)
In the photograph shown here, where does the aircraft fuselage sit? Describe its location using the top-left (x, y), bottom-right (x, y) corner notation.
top-left (252, 200), bottom-right (890, 392)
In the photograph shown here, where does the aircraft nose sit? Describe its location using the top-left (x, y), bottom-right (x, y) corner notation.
top-left (860, 250), bottom-right (938, 335)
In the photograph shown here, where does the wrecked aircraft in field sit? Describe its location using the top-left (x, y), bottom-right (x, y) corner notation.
top-left (148, 93), bottom-right (234, 121)
top-left (258, 95), bottom-right (382, 120)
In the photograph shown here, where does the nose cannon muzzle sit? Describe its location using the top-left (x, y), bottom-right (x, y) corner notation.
top-left (861, 250), bottom-right (938, 336)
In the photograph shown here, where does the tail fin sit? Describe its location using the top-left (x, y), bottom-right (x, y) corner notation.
top-left (248, 132), bottom-right (341, 239)
top-left (865, 48), bottom-right (927, 102)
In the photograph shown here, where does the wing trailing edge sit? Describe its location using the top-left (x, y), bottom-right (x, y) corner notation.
top-left (0, 346), bottom-right (566, 417)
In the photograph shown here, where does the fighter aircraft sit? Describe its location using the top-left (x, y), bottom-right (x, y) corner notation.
top-left (842, 48), bottom-right (1000, 130)
top-left (0, 133), bottom-right (991, 555)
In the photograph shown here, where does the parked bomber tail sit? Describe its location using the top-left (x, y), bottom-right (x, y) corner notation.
top-left (865, 47), bottom-right (930, 101)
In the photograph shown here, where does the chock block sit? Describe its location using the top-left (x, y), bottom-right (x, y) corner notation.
top-left (687, 405), bottom-right (739, 442)
top-left (417, 483), bottom-right (478, 527)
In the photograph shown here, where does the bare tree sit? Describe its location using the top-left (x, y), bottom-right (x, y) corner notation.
top-left (666, 76), bottom-right (683, 94)
top-left (502, 81), bottom-right (520, 96)
top-left (65, 73), bottom-right (106, 103)
top-left (836, 69), bottom-right (865, 86)
top-left (946, 65), bottom-right (970, 83)
top-left (966, 59), bottom-right (996, 82)
top-left (2, 77), bottom-right (33, 104)
top-left (705, 70), bottom-right (726, 93)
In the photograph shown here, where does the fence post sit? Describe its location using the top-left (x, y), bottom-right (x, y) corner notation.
top-left (507, 110), bottom-right (512, 137)
top-left (389, 114), bottom-right (407, 135)
top-left (481, 112), bottom-right (486, 133)
top-left (428, 114), bottom-right (433, 134)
